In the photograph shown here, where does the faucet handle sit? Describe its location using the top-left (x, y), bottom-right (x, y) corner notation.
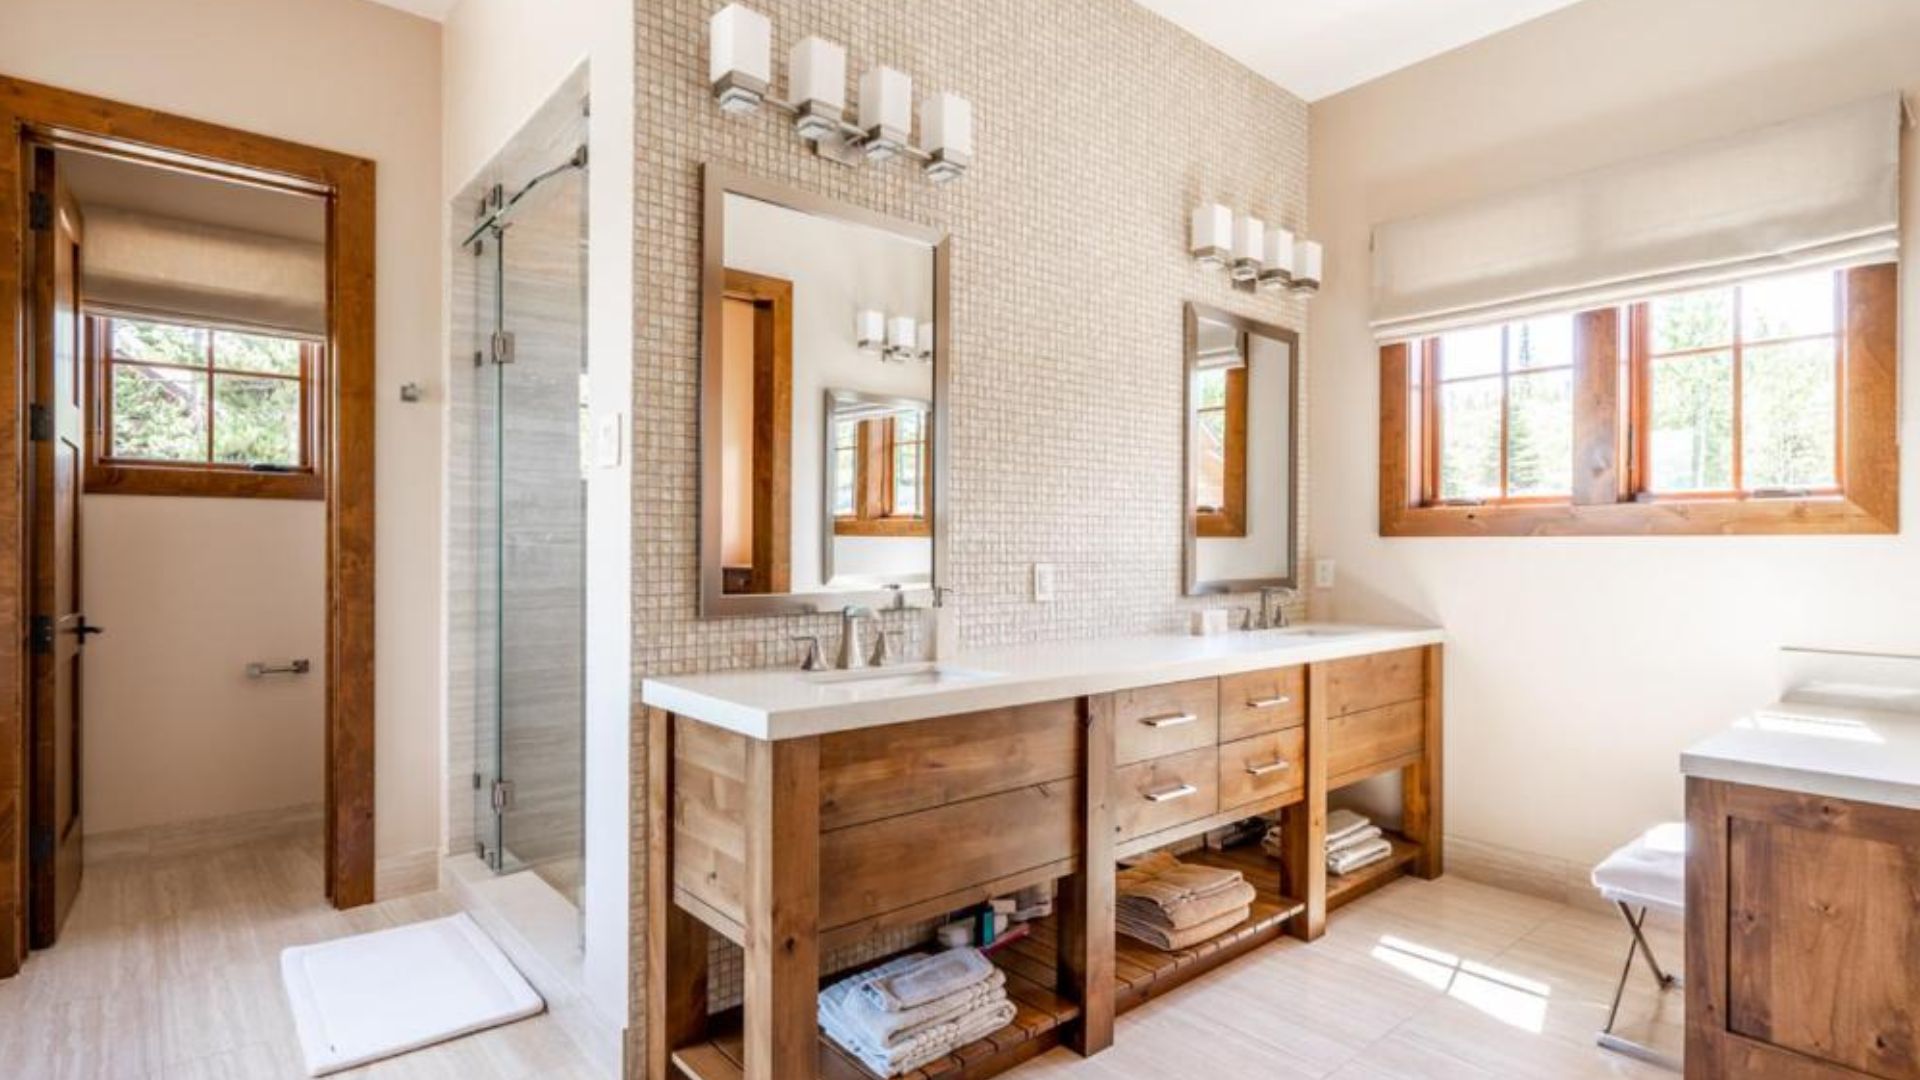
top-left (930, 585), bottom-right (955, 608)
top-left (841, 604), bottom-right (874, 618)
top-left (869, 630), bottom-right (904, 667)
top-left (791, 635), bottom-right (826, 672)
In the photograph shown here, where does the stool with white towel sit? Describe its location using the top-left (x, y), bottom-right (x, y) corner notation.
top-left (1589, 822), bottom-right (1685, 1071)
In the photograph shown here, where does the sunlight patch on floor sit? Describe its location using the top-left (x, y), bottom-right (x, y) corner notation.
top-left (1369, 934), bottom-right (1552, 1033)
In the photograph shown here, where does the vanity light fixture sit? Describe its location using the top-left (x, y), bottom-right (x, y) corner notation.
top-left (1231, 215), bottom-right (1266, 283)
top-left (709, 3), bottom-right (772, 115)
top-left (707, 6), bottom-right (974, 184)
top-left (1190, 203), bottom-right (1232, 268)
top-left (915, 321), bottom-right (935, 362)
top-left (886, 315), bottom-right (918, 360)
top-left (855, 308), bottom-right (887, 352)
top-left (1259, 227), bottom-right (1295, 290)
top-left (1292, 240), bottom-right (1323, 293)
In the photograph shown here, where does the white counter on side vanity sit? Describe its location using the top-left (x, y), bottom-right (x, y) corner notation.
top-left (1680, 650), bottom-right (1920, 1080)
top-left (641, 623), bottom-right (1445, 1080)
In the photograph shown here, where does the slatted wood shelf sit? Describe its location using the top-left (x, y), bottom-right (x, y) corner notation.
top-left (1326, 832), bottom-right (1421, 912)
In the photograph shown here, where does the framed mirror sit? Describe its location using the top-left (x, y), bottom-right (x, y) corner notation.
top-left (1183, 303), bottom-right (1298, 595)
top-left (700, 165), bottom-right (949, 616)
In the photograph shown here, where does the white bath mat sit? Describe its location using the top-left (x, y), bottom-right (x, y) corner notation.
top-left (280, 912), bottom-right (544, 1076)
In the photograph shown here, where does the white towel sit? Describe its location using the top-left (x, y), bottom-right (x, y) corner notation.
top-left (1327, 825), bottom-right (1383, 856)
top-left (1328, 836), bottom-right (1394, 875)
top-left (1326, 808), bottom-right (1373, 845)
top-left (822, 961), bottom-right (1007, 1049)
top-left (856, 948), bottom-right (996, 1013)
top-left (820, 976), bottom-right (1015, 1078)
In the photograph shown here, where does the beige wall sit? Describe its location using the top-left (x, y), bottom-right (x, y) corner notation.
top-left (1308, 0), bottom-right (1920, 891)
top-left (0, 0), bottom-right (446, 892)
top-left (80, 497), bottom-right (324, 835)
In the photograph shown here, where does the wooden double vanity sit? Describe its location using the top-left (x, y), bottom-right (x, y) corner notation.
top-left (643, 626), bottom-right (1444, 1080)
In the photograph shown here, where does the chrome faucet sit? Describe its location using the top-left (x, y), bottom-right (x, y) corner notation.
top-left (836, 605), bottom-right (874, 669)
top-left (1258, 586), bottom-right (1297, 629)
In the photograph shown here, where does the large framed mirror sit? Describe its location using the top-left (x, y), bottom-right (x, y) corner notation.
top-left (1183, 303), bottom-right (1298, 595)
top-left (700, 165), bottom-right (948, 616)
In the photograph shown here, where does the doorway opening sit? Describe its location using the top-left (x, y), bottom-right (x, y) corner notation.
top-left (0, 77), bottom-right (377, 975)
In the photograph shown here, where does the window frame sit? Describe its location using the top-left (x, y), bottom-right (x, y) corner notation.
top-left (1193, 362), bottom-right (1248, 538)
top-left (833, 413), bottom-right (932, 538)
top-left (84, 311), bottom-right (325, 500)
top-left (1421, 321), bottom-right (1577, 507)
top-left (1380, 263), bottom-right (1897, 537)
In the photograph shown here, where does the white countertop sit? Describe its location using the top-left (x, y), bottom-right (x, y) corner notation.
top-left (1681, 699), bottom-right (1920, 810)
top-left (641, 623), bottom-right (1444, 740)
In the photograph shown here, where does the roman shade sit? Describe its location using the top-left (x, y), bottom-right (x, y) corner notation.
top-left (80, 206), bottom-right (327, 337)
top-left (1371, 93), bottom-right (1904, 341)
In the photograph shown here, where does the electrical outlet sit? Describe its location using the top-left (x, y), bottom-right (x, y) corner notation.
top-left (1031, 562), bottom-right (1056, 603)
top-left (1313, 559), bottom-right (1337, 589)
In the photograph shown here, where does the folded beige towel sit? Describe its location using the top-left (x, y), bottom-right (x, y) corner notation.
top-left (1117, 903), bottom-right (1250, 951)
top-left (1118, 878), bottom-right (1256, 932)
top-left (1328, 836), bottom-right (1394, 876)
top-left (1116, 851), bottom-right (1252, 925)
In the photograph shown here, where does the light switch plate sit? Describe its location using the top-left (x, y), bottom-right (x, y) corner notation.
top-left (1031, 563), bottom-right (1056, 603)
top-left (592, 412), bottom-right (625, 469)
top-left (1314, 559), bottom-right (1337, 589)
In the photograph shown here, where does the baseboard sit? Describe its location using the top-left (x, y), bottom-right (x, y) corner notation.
top-left (1444, 833), bottom-right (1682, 929)
top-left (375, 847), bottom-right (441, 899)
top-left (84, 802), bottom-right (321, 863)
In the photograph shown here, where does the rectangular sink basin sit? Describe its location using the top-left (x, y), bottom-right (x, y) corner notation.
top-left (804, 662), bottom-right (1000, 690)
top-left (1267, 627), bottom-right (1362, 639)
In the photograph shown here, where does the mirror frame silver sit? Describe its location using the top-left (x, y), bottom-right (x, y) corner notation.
top-left (1182, 302), bottom-right (1300, 597)
top-left (699, 163), bottom-right (951, 617)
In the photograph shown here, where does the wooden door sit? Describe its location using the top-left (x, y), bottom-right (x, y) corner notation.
top-left (27, 146), bottom-right (87, 948)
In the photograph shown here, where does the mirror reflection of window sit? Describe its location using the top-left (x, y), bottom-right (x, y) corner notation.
top-left (1186, 304), bottom-right (1296, 594)
top-left (829, 403), bottom-right (930, 537)
top-left (1192, 321), bottom-right (1247, 538)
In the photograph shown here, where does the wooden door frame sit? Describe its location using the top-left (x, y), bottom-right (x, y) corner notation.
top-left (0, 76), bottom-right (377, 974)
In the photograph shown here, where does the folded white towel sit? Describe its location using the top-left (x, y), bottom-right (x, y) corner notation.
top-left (820, 981), bottom-right (1015, 1078)
top-left (1328, 836), bottom-right (1394, 875)
top-left (1326, 808), bottom-right (1373, 845)
top-left (822, 962), bottom-right (1007, 1049)
top-left (1327, 824), bottom-right (1384, 856)
top-left (857, 948), bottom-right (996, 1013)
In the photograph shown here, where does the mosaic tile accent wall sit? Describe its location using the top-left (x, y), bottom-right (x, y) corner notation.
top-left (631, 0), bottom-right (1311, 1055)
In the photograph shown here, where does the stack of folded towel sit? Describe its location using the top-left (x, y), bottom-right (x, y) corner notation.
top-left (1258, 809), bottom-right (1396, 876)
top-left (1115, 850), bottom-right (1256, 951)
top-left (1325, 808), bottom-right (1393, 875)
top-left (818, 947), bottom-right (1015, 1078)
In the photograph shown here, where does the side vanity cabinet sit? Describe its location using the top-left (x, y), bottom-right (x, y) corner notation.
top-left (644, 640), bottom-right (1444, 1080)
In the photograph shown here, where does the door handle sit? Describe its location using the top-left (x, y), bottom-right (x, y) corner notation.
top-left (73, 619), bottom-right (104, 640)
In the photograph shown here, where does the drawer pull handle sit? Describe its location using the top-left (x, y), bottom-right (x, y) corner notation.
top-left (1144, 783), bottom-right (1199, 803)
top-left (1245, 759), bottom-right (1291, 777)
top-left (1246, 695), bottom-right (1293, 709)
top-left (1139, 712), bottom-right (1198, 729)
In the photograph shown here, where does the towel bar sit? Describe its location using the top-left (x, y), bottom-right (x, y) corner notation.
top-left (247, 659), bottom-right (312, 678)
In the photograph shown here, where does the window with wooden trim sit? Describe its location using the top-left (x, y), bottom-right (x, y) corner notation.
top-left (85, 312), bottom-right (324, 499)
top-left (833, 411), bottom-right (931, 537)
top-left (1381, 263), bottom-right (1897, 536)
top-left (1193, 364), bottom-right (1247, 537)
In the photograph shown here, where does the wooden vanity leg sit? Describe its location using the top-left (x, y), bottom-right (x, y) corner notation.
top-left (1059, 696), bottom-right (1116, 1055)
top-left (645, 709), bottom-right (709, 1079)
top-left (1282, 665), bottom-right (1329, 940)
top-left (1402, 644), bottom-right (1445, 879)
top-left (743, 737), bottom-right (821, 1080)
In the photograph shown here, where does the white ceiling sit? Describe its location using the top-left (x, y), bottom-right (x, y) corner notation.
top-left (59, 150), bottom-right (327, 243)
top-left (1132, 0), bottom-right (1590, 101)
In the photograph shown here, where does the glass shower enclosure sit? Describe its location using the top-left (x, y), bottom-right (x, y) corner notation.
top-left (460, 140), bottom-right (588, 906)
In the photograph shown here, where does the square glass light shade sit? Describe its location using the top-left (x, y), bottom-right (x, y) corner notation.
top-left (919, 92), bottom-right (973, 182)
top-left (855, 309), bottom-right (886, 351)
top-left (709, 4), bottom-right (772, 114)
top-left (887, 315), bottom-right (918, 355)
top-left (1232, 215), bottom-right (1265, 282)
top-left (1190, 203), bottom-right (1232, 267)
top-left (1259, 227), bottom-right (1296, 289)
top-left (789, 36), bottom-right (846, 139)
top-left (916, 321), bottom-right (935, 361)
top-left (1292, 240), bottom-right (1324, 292)
top-left (859, 66), bottom-right (914, 159)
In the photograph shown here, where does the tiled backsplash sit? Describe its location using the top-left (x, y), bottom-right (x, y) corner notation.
top-left (631, 0), bottom-right (1311, 1052)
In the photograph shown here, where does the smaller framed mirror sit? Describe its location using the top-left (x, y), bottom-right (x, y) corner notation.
top-left (1184, 303), bottom-right (1299, 595)
top-left (821, 389), bottom-right (933, 588)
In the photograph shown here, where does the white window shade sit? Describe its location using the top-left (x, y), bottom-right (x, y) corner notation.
top-left (1370, 93), bottom-right (1904, 341)
top-left (81, 206), bottom-right (327, 337)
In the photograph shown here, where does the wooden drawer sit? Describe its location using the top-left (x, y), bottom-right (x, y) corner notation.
top-left (1218, 728), bottom-right (1305, 811)
top-left (1111, 746), bottom-right (1219, 843)
top-left (1219, 666), bottom-right (1306, 741)
top-left (1324, 648), bottom-right (1426, 718)
top-left (818, 699), bottom-right (1080, 831)
top-left (820, 780), bottom-right (1075, 930)
top-left (1327, 700), bottom-right (1425, 785)
top-left (1112, 678), bottom-right (1218, 766)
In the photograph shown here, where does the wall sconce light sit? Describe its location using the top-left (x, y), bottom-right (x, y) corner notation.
top-left (708, 6), bottom-right (974, 184)
top-left (855, 309), bottom-right (930, 362)
top-left (1190, 202), bottom-right (1321, 298)
top-left (855, 308), bottom-right (887, 351)
top-left (709, 3), bottom-right (772, 114)
top-left (915, 321), bottom-right (935, 361)
top-left (886, 315), bottom-right (918, 359)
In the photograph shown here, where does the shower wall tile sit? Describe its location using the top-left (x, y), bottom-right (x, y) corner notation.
top-left (630, 0), bottom-right (1312, 1051)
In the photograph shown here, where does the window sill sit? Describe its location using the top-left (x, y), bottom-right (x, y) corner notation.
top-left (84, 462), bottom-right (323, 500)
top-left (1382, 494), bottom-right (1894, 537)
top-left (833, 517), bottom-right (931, 538)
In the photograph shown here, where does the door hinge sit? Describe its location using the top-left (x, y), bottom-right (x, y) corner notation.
top-left (30, 825), bottom-right (54, 862)
top-left (490, 330), bottom-right (516, 365)
top-left (28, 403), bottom-right (51, 442)
top-left (472, 771), bottom-right (482, 790)
top-left (29, 615), bottom-right (53, 655)
top-left (28, 191), bottom-right (53, 232)
top-left (491, 779), bottom-right (515, 814)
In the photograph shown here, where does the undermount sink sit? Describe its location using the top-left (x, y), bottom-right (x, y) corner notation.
top-left (1267, 627), bottom-right (1362, 639)
top-left (804, 662), bottom-right (1000, 689)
